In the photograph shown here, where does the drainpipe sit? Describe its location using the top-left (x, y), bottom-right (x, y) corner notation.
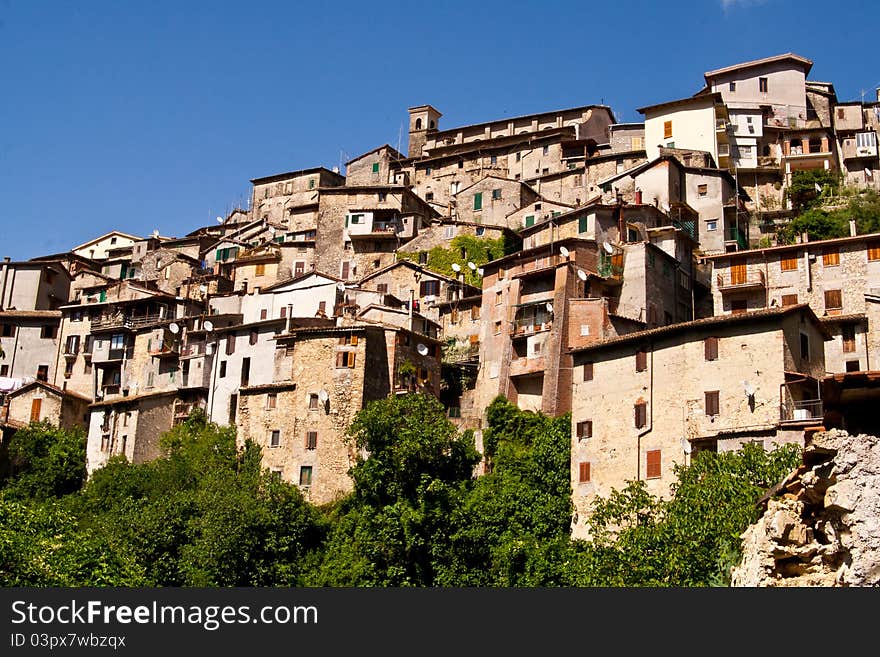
top-left (636, 343), bottom-right (654, 481)
top-left (0, 257), bottom-right (10, 309)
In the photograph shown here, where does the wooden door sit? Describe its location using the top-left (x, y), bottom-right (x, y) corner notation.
top-left (730, 261), bottom-right (747, 286)
top-left (30, 398), bottom-right (42, 422)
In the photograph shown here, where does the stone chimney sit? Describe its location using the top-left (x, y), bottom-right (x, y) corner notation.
top-left (850, 219), bottom-right (857, 236)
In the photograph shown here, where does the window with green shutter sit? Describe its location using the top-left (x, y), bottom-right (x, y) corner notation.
top-left (525, 215), bottom-right (535, 227)
top-left (372, 162), bottom-right (380, 173)
top-left (578, 216), bottom-right (588, 233)
top-left (120, 263), bottom-right (128, 279)
top-left (99, 290), bottom-right (106, 302)
top-left (473, 192), bottom-right (482, 211)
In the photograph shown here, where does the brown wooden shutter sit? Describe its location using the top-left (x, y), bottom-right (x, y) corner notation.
top-left (583, 362), bottom-right (593, 381)
top-left (704, 337), bottom-right (718, 361)
top-left (336, 352), bottom-right (344, 368)
top-left (578, 461), bottom-right (591, 483)
top-left (305, 431), bottom-right (317, 450)
top-left (822, 248), bottom-right (840, 267)
top-left (646, 450), bottom-right (661, 478)
top-left (350, 334), bottom-right (358, 346)
top-left (730, 260), bottom-right (747, 286)
top-left (634, 401), bottom-right (647, 428)
top-left (635, 350), bottom-right (647, 372)
top-left (705, 390), bottom-right (720, 416)
top-left (30, 398), bottom-right (42, 422)
top-left (341, 261), bottom-right (350, 279)
top-left (868, 243), bottom-right (880, 261)
top-left (824, 289), bottom-right (842, 310)
top-left (781, 294), bottom-right (799, 307)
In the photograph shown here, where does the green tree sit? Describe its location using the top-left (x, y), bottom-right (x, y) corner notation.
top-left (786, 168), bottom-right (840, 214)
top-left (2, 422), bottom-right (87, 500)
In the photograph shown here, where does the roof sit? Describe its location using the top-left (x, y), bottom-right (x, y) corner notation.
top-left (358, 259), bottom-right (461, 286)
top-left (428, 104), bottom-right (616, 140)
top-left (637, 92), bottom-right (724, 115)
top-left (700, 232), bottom-right (880, 260)
top-left (344, 144), bottom-right (405, 166)
top-left (260, 270), bottom-right (343, 292)
top-left (7, 380), bottom-right (91, 402)
top-left (89, 389), bottom-right (177, 409)
top-left (703, 52), bottom-right (813, 80)
top-left (71, 231), bottom-right (142, 252)
top-left (249, 166), bottom-right (345, 185)
top-left (570, 304), bottom-right (830, 355)
top-left (0, 310), bottom-right (62, 319)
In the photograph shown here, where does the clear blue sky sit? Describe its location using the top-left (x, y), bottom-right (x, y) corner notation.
top-left (2, 0), bottom-right (878, 260)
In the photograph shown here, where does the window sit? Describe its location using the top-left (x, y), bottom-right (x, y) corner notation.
top-left (780, 255), bottom-right (798, 271)
top-left (266, 393), bottom-right (277, 409)
top-left (781, 294), bottom-right (799, 307)
top-left (846, 360), bottom-right (861, 372)
top-left (697, 184), bottom-right (708, 197)
top-left (495, 290), bottom-right (503, 306)
top-left (646, 450), bottom-right (661, 479)
top-left (842, 324), bottom-right (856, 353)
top-left (868, 243), bottom-right (880, 261)
top-left (525, 215), bottom-right (535, 228)
top-left (490, 155), bottom-right (497, 165)
top-left (269, 430), bottom-right (280, 448)
top-left (705, 390), bottom-right (720, 416)
top-left (583, 362), bottom-right (593, 381)
top-left (219, 361), bottom-right (227, 378)
top-left (241, 357), bottom-right (250, 387)
top-left (576, 420), bottom-right (592, 439)
top-left (226, 334), bottom-right (235, 355)
top-left (377, 283), bottom-right (388, 294)
top-left (249, 330), bottom-right (259, 346)
top-left (41, 325), bottom-right (58, 339)
top-left (458, 160), bottom-right (464, 169)
top-left (299, 466), bottom-right (313, 487)
top-left (308, 393), bottom-right (320, 410)
top-left (65, 335), bottom-right (80, 355)
top-left (800, 332), bottom-right (810, 361)
top-left (473, 192), bottom-right (482, 211)
top-left (578, 216), bottom-right (588, 233)
top-left (30, 398), bottom-right (42, 422)
top-left (759, 77), bottom-right (768, 93)
top-left (255, 263), bottom-right (265, 277)
top-left (305, 431), bottom-right (318, 450)
top-left (729, 81), bottom-right (736, 92)
top-left (64, 360), bottom-right (74, 378)
top-left (704, 219), bottom-right (718, 232)
top-left (731, 299), bottom-right (748, 314)
top-left (280, 307), bottom-right (287, 319)
top-left (494, 321), bottom-right (502, 335)
top-left (338, 333), bottom-right (358, 346)
top-left (35, 365), bottom-right (48, 381)
top-left (634, 401), bottom-right (647, 429)
top-left (378, 192), bottom-right (386, 202)
top-left (824, 289), bottom-right (843, 312)
top-left (475, 226), bottom-right (485, 236)
top-left (823, 247), bottom-right (841, 267)
top-left (309, 178), bottom-right (315, 189)
top-left (515, 152), bottom-right (521, 162)
top-left (372, 162), bottom-right (380, 174)
top-left (318, 301), bottom-right (326, 315)
top-left (663, 121), bottom-right (672, 139)
top-left (578, 462), bottom-right (591, 483)
top-left (341, 261), bottom-right (350, 279)
top-left (704, 336), bottom-right (719, 361)
top-left (336, 351), bottom-right (356, 368)
top-left (635, 350), bottom-right (647, 372)
top-left (419, 280), bottom-right (440, 297)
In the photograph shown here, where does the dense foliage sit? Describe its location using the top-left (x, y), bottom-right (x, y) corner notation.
top-left (0, 398), bottom-right (801, 587)
top-left (780, 172), bottom-right (880, 243)
top-left (397, 235), bottom-right (516, 287)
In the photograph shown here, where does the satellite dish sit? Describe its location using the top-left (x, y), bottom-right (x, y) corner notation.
top-left (267, 227), bottom-right (276, 235)
top-left (559, 246), bottom-right (570, 258)
top-left (318, 389), bottom-right (329, 403)
top-left (198, 284), bottom-right (208, 294)
top-left (417, 343), bottom-right (429, 356)
top-left (467, 261), bottom-right (477, 270)
top-left (203, 320), bottom-right (214, 333)
top-left (603, 241), bottom-right (614, 254)
top-left (577, 269), bottom-right (588, 281)
top-left (681, 438), bottom-right (692, 455)
top-left (451, 263), bottom-right (461, 272)
top-left (743, 381), bottom-right (755, 397)
top-left (151, 229), bottom-right (160, 239)
top-left (337, 282), bottom-right (346, 292)
top-left (168, 322), bottom-right (180, 334)
top-left (477, 268), bottom-right (484, 276)
top-left (546, 302), bottom-right (554, 313)
top-left (216, 216), bottom-right (224, 223)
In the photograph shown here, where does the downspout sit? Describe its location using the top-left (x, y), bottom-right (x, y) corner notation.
top-left (0, 257), bottom-right (10, 309)
top-left (636, 343), bottom-right (654, 480)
top-left (8, 318), bottom-right (20, 376)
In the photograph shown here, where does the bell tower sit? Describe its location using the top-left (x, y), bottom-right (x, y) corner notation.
top-left (407, 105), bottom-right (442, 158)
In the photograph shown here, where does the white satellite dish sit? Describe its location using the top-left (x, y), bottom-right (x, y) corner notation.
top-left (198, 284), bottom-right (208, 294)
top-left (477, 268), bottom-right (484, 276)
top-left (203, 320), bottom-right (214, 333)
top-left (467, 261), bottom-right (477, 271)
top-left (417, 343), bottom-right (429, 356)
top-left (743, 381), bottom-right (755, 397)
top-left (546, 302), bottom-right (554, 313)
top-left (559, 246), bottom-right (570, 258)
top-left (681, 438), bottom-right (692, 455)
top-left (151, 229), bottom-right (160, 239)
top-left (168, 322), bottom-right (180, 334)
top-left (267, 226), bottom-right (276, 235)
top-left (603, 241), bottom-right (614, 254)
top-left (216, 216), bottom-right (224, 223)
top-left (337, 282), bottom-right (346, 292)
top-left (451, 263), bottom-right (461, 273)
top-left (577, 269), bottom-right (588, 281)
top-left (318, 389), bottom-right (329, 403)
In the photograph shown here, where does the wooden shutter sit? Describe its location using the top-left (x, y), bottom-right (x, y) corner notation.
top-left (583, 362), bottom-right (593, 381)
top-left (646, 450), bottom-right (661, 479)
top-left (419, 281), bottom-right (428, 296)
top-left (578, 462), bottom-right (591, 483)
top-left (704, 336), bottom-right (718, 361)
top-left (781, 294), bottom-right (799, 307)
top-left (842, 324), bottom-right (856, 353)
top-left (822, 248), bottom-right (840, 267)
top-left (730, 260), bottom-right (747, 285)
top-left (634, 401), bottom-right (647, 428)
top-left (824, 289), bottom-right (843, 311)
top-left (635, 350), bottom-right (647, 372)
top-left (705, 390), bottom-right (720, 416)
top-left (473, 192), bottom-right (482, 211)
top-left (663, 121), bottom-right (672, 139)
top-left (578, 216), bottom-right (588, 233)
top-left (868, 243), bottom-right (880, 261)
top-left (377, 283), bottom-right (388, 293)
top-left (780, 255), bottom-right (798, 271)
top-left (341, 261), bottom-right (350, 279)
top-left (30, 398), bottom-right (42, 422)
top-left (305, 431), bottom-right (318, 450)
top-left (577, 420), bottom-right (592, 439)
top-left (336, 352), bottom-right (344, 368)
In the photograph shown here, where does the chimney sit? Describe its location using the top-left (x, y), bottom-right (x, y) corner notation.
top-left (801, 232), bottom-right (809, 243)
top-left (850, 219), bottom-right (857, 236)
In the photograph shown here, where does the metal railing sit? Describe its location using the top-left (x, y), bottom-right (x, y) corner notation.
top-left (91, 312), bottom-right (167, 331)
top-left (780, 398), bottom-right (823, 422)
top-left (726, 226), bottom-right (748, 250)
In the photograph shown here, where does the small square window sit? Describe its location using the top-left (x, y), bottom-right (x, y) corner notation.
top-left (305, 431), bottom-right (318, 450)
top-left (309, 393), bottom-right (319, 410)
top-left (697, 184), bottom-right (708, 197)
top-left (706, 220), bottom-right (718, 231)
top-left (729, 81), bottom-right (736, 92)
top-left (578, 461), bottom-right (591, 483)
top-left (576, 420), bottom-right (592, 439)
top-left (266, 393), bottom-right (277, 409)
top-left (269, 430), bottom-right (280, 448)
top-left (646, 450), bottom-right (661, 479)
top-left (299, 466), bottom-right (313, 487)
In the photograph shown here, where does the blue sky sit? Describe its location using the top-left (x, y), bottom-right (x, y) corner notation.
top-left (1, 0), bottom-right (878, 260)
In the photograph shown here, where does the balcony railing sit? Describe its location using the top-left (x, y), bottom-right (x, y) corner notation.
top-left (91, 313), bottom-right (167, 331)
top-left (780, 398), bottom-right (823, 423)
top-left (716, 269), bottom-right (766, 292)
top-left (725, 226), bottom-right (748, 250)
top-left (180, 341), bottom-right (206, 358)
top-left (511, 318), bottom-right (552, 336)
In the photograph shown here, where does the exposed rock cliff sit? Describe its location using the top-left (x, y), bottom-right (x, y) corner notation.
top-left (731, 429), bottom-right (880, 587)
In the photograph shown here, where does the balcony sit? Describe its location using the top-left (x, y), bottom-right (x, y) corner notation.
top-left (842, 133), bottom-right (878, 161)
top-left (780, 398), bottom-right (823, 423)
top-left (91, 312), bottom-right (167, 332)
top-left (716, 268), bottom-right (766, 292)
top-left (511, 300), bottom-right (553, 337)
top-left (725, 226), bottom-right (748, 251)
top-left (149, 344), bottom-right (179, 358)
top-left (180, 341), bottom-right (206, 359)
top-left (597, 252), bottom-right (624, 280)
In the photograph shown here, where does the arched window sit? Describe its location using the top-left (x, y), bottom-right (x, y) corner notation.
top-left (415, 118), bottom-right (422, 130)
top-left (429, 120), bottom-right (435, 129)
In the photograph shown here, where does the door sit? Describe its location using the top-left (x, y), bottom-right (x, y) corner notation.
top-left (730, 260), bottom-right (747, 286)
top-left (30, 398), bottom-right (42, 422)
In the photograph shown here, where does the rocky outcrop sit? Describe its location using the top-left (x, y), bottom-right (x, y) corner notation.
top-left (731, 429), bottom-right (880, 587)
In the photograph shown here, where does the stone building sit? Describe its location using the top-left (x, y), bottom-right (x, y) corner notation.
top-left (0, 310), bottom-right (61, 383)
top-left (833, 99), bottom-right (880, 190)
top-left (569, 304), bottom-right (829, 540)
top-left (0, 380), bottom-right (89, 439)
top-left (702, 231), bottom-right (880, 373)
top-left (71, 231), bottom-right (141, 262)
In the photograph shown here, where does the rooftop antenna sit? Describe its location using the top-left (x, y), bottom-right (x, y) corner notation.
top-left (397, 122), bottom-right (403, 157)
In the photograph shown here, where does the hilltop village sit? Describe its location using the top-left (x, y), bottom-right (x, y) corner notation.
top-left (2, 53), bottom-right (880, 536)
